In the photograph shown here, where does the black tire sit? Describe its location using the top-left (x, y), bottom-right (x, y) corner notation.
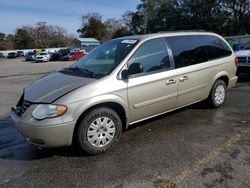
top-left (207, 79), bottom-right (227, 108)
top-left (77, 107), bottom-right (122, 155)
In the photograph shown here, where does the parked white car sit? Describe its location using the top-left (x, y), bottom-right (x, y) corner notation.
top-left (235, 44), bottom-right (250, 73)
top-left (35, 52), bottom-right (50, 62)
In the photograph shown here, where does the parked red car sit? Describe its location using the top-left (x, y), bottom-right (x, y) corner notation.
top-left (63, 51), bottom-right (85, 61)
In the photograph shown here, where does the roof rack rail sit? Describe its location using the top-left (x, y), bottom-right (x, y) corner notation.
top-left (157, 30), bottom-right (206, 33)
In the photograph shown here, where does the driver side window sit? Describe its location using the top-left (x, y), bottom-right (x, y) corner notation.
top-left (128, 38), bottom-right (171, 76)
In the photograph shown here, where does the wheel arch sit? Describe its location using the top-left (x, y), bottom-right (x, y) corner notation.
top-left (72, 98), bottom-right (129, 145)
top-left (213, 71), bottom-right (229, 87)
top-left (205, 72), bottom-right (229, 99)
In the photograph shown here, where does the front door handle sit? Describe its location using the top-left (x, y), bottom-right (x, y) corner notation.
top-left (166, 79), bottom-right (176, 85)
top-left (179, 76), bottom-right (188, 82)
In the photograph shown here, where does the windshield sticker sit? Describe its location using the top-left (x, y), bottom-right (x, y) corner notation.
top-left (121, 40), bottom-right (137, 44)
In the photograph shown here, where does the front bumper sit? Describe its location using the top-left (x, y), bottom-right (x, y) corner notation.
top-left (237, 64), bottom-right (250, 73)
top-left (35, 57), bottom-right (48, 62)
top-left (11, 107), bottom-right (76, 147)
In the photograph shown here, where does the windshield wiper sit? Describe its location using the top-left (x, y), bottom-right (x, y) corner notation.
top-left (67, 67), bottom-right (80, 71)
top-left (66, 67), bottom-right (95, 77)
top-left (79, 68), bottom-right (94, 76)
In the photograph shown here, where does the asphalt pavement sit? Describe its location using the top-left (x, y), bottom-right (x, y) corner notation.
top-left (0, 58), bottom-right (249, 188)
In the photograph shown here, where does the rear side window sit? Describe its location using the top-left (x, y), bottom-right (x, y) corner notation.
top-left (166, 36), bottom-right (208, 68)
top-left (128, 38), bottom-right (171, 75)
top-left (166, 35), bottom-right (232, 68)
top-left (205, 36), bottom-right (232, 60)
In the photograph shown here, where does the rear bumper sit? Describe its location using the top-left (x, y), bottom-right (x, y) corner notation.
top-left (11, 108), bottom-right (76, 148)
top-left (228, 76), bottom-right (238, 88)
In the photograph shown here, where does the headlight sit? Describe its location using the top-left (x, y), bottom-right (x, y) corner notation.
top-left (32, 104), bottom-right (67, 120)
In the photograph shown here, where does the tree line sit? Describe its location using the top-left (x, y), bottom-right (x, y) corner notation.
top-left (1, 0), bottom-right (249, 50)
top-left (0, 22), bottom-right (73, 50)
top-left (78, 0), bottom-right (250, 41)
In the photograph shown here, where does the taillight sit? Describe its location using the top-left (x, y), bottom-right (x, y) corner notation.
top-left (234, 57), bottom-right (239, 67)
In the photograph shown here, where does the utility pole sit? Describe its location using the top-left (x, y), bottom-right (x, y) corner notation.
top-left (142, 0), bottom-right (147, 34)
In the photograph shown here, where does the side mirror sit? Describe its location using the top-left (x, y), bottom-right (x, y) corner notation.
top-left (121, 69), bottom-right (129, 80)
top-left (128, 63), bottom-right (144, 75)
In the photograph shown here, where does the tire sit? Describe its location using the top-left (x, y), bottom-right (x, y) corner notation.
top-left (207, 79), bottom-right (227, 108)
top-left (77, 107), bottom-right (122, 155)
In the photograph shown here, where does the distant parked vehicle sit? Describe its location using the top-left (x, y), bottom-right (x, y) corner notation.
top-left (49, 52), bottom-right (60, 61)
top-left (63, 51), bottom-right (85, 61)
top-left (50, 49), bottom-right (71, 61)
top-left (7, 52), bottom-right (17, 58)
top-left (0, 52), bottom-right (3, 58)
top-left (235, 44), bottom-right (250, 74)
top-left (35, 52), bottom-right (50, 62)
top-left (17, 51), bottom-right (25, 57)
top-left (25, 52), bottom-right (36, 61)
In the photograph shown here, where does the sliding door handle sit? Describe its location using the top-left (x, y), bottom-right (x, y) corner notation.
top-left (165, 79), bottom-right (176, 85)
top-left (179, 76), bottom-right (188, 82)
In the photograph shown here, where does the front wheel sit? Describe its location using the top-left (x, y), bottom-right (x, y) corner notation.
top-left (77, 107), bottom-right (122, 155)
top-left (207, 79), bottom-right (227, 108)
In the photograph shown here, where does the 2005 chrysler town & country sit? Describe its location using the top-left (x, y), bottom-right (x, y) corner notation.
top-left (11, 32), bottom-right (238, 154)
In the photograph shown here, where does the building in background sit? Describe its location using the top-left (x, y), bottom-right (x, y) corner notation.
top-left (70, 38), bottom-right (100, 52)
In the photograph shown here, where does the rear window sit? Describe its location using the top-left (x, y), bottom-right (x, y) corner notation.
top-left (166, 35), bottom-right (232, 68)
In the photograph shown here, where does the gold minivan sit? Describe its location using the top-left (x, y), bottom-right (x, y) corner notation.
top-left (11, 32), bottom-right (238, 154)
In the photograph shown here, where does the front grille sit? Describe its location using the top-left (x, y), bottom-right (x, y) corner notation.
top-left (28, 138), bottom-right (45, 145)
top-left (21, 100), bottom-right (31, 114)
top-left (37, 57), bottom-right (43, 59)
top-left (238, 56), bottom-right (249, 64)
top-left (16, 94), bottom-right (31, 116)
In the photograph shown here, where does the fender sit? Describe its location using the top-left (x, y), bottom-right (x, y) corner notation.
top-left (213, 71), bottom-right (229, 86)
top-left (73, 94), bottom-right (130, 124)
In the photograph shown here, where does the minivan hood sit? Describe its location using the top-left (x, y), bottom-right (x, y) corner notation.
top-left (24, 71), bottom-right (95, 103)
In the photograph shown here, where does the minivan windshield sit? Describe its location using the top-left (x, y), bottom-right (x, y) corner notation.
top-left (68, 38), bottom-right (138, 78)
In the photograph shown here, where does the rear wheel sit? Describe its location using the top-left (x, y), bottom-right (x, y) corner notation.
top-left (77, 107), bottom-right (122, 155)
top-left (207, 79), bottom-right (227, 108)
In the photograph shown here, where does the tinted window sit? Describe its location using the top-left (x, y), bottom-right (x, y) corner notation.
top-left (128, 38), bottom-right (171, 75)
top-left (166, 36), bottom-right (208, 68)
top-left (205, 36), bottom-right (232, 60)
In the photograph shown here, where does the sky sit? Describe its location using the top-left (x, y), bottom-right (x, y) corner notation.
top-left (0, 0), bottom-right (140, 36)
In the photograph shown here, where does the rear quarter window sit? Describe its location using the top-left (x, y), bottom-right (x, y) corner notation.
top-left (166, 35), bottom-right (232, 69)
top-left (205, 36), bottom-right (232, 60)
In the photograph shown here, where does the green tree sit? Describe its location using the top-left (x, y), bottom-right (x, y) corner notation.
top-left (112, 27), bottom-right (133, 39)
top-left (78, 13), bottom-right (109, 41)
top-left (0, 32), bottom-right (5, 41)
top-left (121, 11), bottom-right (144, 34)
top-left (5, 34), bottom-right (15, 50)
top-left (14, 28), bottom-right (33, 49)
top-left (130, 0), bottom-right (250, 36)
top-left (104, 18), bottom-right (123, 36)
